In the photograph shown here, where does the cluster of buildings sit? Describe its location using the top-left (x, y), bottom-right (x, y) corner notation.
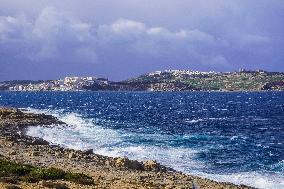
top-left (9, 76), bottom-right (108, 91)
top-left (149, 70), bottom-right (217, 77)
top-left (148, 69), bottom-right (269, 78)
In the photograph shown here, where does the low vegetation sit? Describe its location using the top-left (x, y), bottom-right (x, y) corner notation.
top-left (127, 71), bottom-right (284, 91)
top-left (0, 157), bottom-right (94, 185)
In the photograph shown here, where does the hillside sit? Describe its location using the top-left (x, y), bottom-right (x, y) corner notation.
top-left (125, 70), bottom-right (284, 91)
top-left (1, 70), bottom-right (284, 92)
top-left (0, 80), bottom-right (48, 91)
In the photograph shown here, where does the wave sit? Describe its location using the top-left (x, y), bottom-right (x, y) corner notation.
top-left (24, 107), bottom-right (284, 189)
top-left (198, 172), bottom-right (284, 189)
top-left (25, 108), bottom-right (202, 165)
top-left (25, 108), bottom-right (123, 150)
top-left (184, 118), bottom-right (204, 123)
top-left (184, 117), bottom-right (231, 123)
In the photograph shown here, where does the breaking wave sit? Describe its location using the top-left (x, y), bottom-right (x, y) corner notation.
top-left (25, 108), bottom-right (284, 189)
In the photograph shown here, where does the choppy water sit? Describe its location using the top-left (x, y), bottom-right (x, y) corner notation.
top-left (0, 91), bottom-right (283, 189)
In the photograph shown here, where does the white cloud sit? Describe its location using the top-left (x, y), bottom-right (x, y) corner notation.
top-left (0, 13), bottom-right (232, 69)
top-left (31, 7), bottom-right (96, 61)
top-left (0, 15), bottom-right (32, 41)
top-left (97, 18), bottom-right (220, 58)
top-left (1, 8), bottom-right (274, 72)
top-left (110, 18), bottom-right (146, 34)
top-left (33, 7), bottom-right (92, 41)
top-left (0, 2), bottom-right (281, 81)
top-left (0, 7), bottom-right (97, 63)
top-left (0, 0), bottom-right (282, 81)
top-left (186, 29), bottom-right (215, 43)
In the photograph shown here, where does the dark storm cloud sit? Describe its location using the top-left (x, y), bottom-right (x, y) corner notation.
top-left (0, 0), bottom-right (283, 80)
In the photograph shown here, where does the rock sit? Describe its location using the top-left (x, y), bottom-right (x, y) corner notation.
top-left (192, 181), bottom-right (200, 189)
top-left (138, 175), bottom-right (148, 181)
top-left (5, 185), bottom-right (22, 189)
top-left (114, 157), bottom-right (143, 170)
top-left (0, 108), bottom-right (20, 116)
top-left (9, 151), bottom-right (17, 155)
top-left (128, 160), bottom-right (143, 170)
top-left (47, 148), bottom-right (53, 154)
top-left (104, 160), bottom-right (111, 166)
top-left (32, 151), bottom-right (40, 156)
top-left (41, 181), bottom-right (69, 189)
top-left (0, 177), bottom-right (18, 184)
top-left (143, 160), bottom-right (161, 172)
top-left (164, 185), bottom-right (174, 189)
top-left (83, 149), bottom-right (93, 155)
top-left (55, 151), bottom-right (62, 157)
top-left (68, 152), bottom-right (76, 159)
top-left (0, 108), bottom-right (64, 128)
top-left (31, 138), bottom-right (49, 145)
top-left (115, 157), bottom-right (126, 167)
top-left (26, 151), bottom-right (40, 156)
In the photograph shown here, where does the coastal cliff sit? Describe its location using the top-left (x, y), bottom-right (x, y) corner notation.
top-left (0, 108), bottom-right (254, 189)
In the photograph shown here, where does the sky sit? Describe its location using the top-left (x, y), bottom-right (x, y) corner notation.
top-left (0, 0), bottom-right (284, 81)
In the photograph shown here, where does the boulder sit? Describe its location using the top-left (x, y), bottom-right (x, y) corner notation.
top-left (115, 157), bottom-right (126, 167)
top-left (9, 151), bottom-right (17, 155)
top-left (114, 157), bottom-right (143, 170)
top-left (83, 149), bottom-right (93, 155)
top-left (32, 151), bottom-right (40, 156)
top-left (68, 152), bottom-right (76, 159)
top-left (143, 160), bottom-right (161, 172)
top-left (26, 151), bottom-right (40, 156)
top-left (31, 138), bottom-right (49, 145)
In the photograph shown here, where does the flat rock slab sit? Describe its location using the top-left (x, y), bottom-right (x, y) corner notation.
top-left (0, 107), bottom-right (64, 127)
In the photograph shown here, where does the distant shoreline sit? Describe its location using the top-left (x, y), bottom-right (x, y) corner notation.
top-left (1, 69), bottom-right (284, 92)
top-left (1, 89), bottom-right (284, 93)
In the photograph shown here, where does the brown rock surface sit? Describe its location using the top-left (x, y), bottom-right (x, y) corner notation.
top-left (0, 107), bottom-right (64, 127)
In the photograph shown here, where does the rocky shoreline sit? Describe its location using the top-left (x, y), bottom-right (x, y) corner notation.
top-left (0, 107), bottom-right (255, 189)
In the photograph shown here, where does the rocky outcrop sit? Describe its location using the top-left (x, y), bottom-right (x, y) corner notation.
top-left (114, 157), bottom-right (143, 170)
top-left (143, 160), bottom-right (164, 172)
top-left (0, 108), bottom-right (64, 147)
top-left (0, 107), bottom-right (64, 127)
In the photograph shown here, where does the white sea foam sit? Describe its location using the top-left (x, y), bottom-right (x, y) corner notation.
top-left (184, 118), bottom-right (203, 123)
top-left (197, 172), bottom-right (284, 189)
top-left (26, 109), bottom-right (122, 150)
top-left (24, 108), bottom-right (284, 189)
top-left (96, 145), bottom-right (205, 171)
top-left (25, 108), bottom-right (203, 168)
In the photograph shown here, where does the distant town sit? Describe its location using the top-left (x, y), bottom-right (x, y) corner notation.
top-left (7, 77), bottom-right (109, 91)
top-left (1, 69), bottom-right (284, 92)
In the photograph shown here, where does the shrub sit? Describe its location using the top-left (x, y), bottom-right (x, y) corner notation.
top-left (65, 172), bottom-right (94, 185)
top-left (0, 158), bottom-right (94, 185)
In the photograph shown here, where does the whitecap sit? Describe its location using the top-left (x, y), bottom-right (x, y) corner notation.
top-left (196, 172), bottom-right (284, 189)
top-left (185, 118), bottom-right (203, 123)
top-left (230, 136), bottom-right (238, 140)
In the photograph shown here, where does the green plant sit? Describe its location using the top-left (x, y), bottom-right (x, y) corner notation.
top-left (65, 172), bottom-right (94, 185)
top-left (0, 158), bottom-right (94, 185)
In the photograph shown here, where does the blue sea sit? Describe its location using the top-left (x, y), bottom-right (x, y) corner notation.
top-left (0, 91), bottom-right (283, 188)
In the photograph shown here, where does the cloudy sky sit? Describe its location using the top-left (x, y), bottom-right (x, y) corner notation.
top-left (0, 0), bottom-right (284, 81)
